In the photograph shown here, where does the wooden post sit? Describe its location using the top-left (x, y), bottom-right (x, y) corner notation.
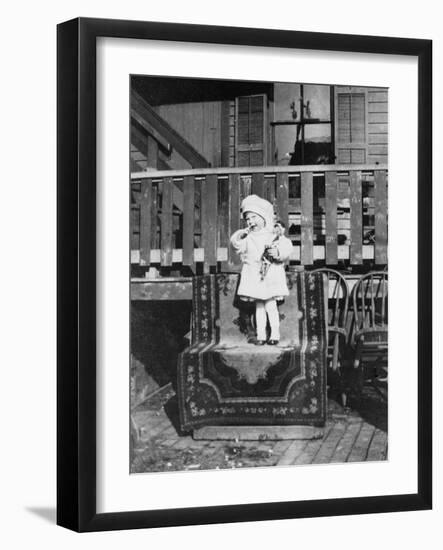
top-left (251, 172), bottom-right (265, 197)
top-left (151, 183), bottom-right (159, 249)
top-left (219, 177), bottom-right (230, 271)
top-left (228, 173), bottom-right (241, 269)
top-left (374, 170), bottom-right (388, 265)
top-left (301, 171), bottom-right (314, 265)
top-left (182, 175), bottom-right (195, 270)
top-left (276, 172), bottom-right (289, 229)
top-left (161, 177), bottom-right (173, 266)
top-left (325, 171), bottom-right (338, 265)
top-left (201, 174), bottom-right (218, 273)
top-left (264, 175), bottom-right (276, 205)
top-left (130, 204), bottom-right (140, 252)
top-left (350, 171), bottom-right (363, 264)
top-left (139, 179), bottom-right (152, 265)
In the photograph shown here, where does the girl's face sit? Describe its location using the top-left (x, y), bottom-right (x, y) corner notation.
top-left (244, 212), bottom-right (265, 231)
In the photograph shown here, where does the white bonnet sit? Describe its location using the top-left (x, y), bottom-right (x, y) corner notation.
top-left (240, 194), bottom-right (275, 229)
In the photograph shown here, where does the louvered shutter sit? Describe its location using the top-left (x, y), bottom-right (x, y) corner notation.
top-left (335, 87), bottom-right (368, 164)
top-left (235, 95), bottom-right (267, 167)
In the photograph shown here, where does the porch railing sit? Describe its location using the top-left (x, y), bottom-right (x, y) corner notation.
top-left (130, 164), bottom-right (388, 273)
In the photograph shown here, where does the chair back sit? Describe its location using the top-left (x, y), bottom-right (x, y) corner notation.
top-left (312, 268), bottom-right (349, 372)
top-left (312, 268), bottom-right (349, 331)
top-left (352, 271), bottom-right (388, 338)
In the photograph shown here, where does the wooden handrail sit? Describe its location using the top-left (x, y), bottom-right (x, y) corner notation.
top-left (131, 163), bottom-right (388, 180)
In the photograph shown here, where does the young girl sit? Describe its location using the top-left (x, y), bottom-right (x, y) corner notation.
top-left (230, 195), bottom-right (293, 345)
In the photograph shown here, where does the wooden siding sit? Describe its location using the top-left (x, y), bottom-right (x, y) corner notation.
top-left (367, 89), bottom-right (388, 165)
top-left (156, 102), bottom-right (222, 168)
top-left (335, 87), bottom-right (388, 166)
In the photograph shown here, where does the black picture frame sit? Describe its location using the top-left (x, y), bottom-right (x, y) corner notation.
top-left (57, 17), bottom-right (432, 532)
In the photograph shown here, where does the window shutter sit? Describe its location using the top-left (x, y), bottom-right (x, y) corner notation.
top-left (335, 88), bottom-right (368, 164)
top-left (235, 95), bottom-right (267, 167)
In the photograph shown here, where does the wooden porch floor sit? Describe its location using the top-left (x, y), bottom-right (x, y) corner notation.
top-left (131, 384), bottom-right (387, 473)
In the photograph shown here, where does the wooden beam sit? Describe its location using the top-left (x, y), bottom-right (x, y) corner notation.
top-left (131, 113), bottom-right (171, 152)
top-left (131, 90), bottom-right (210, 169)
top-left (131, 280), bottom-right (192, 301)
top-left (130, 274), bottom-right (363, 301)
top-left (132, 163), bottom-right (388, 180)
top-left (130, 244), bottom-right (378, 265)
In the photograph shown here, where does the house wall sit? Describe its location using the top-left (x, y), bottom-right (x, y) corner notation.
top-left (155, 102), bottom-right (223, 168)
top-left (335, 86), bottom-right (388, 165)
top-left (367, 88), bottom-right (388, 164)
top-left (131, 83), bottom-right (388, 170)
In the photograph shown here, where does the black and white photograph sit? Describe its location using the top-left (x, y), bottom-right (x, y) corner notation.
top-left (129, 75), bottom-right (389, 474)
top-left (1, 0), bottom-right (437, 544)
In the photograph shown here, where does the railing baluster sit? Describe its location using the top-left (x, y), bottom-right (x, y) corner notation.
top-left (374, 170), bottom-right (388, 265)
top-left (301, 171), bottom-right (314, 265)
top-left (139, 178), bottom-right (152, 266)
top-left (251, 172), bottom-right (265, 197)
top-left (276, 172), bottom-right (289, 228)
top-left (130, 204), bottom-right (140, 252)
top-left (325, 171), bottom-right (338, 265)
top-left (265, 176), bottom-right (275, 205)
top-left (350, 171), bottom-right (363, 264)
top-left (182, 175), bottom-right (195, 269)
top-left (201, 174), bottom-right (218, 272)
top-left (161, 177), bottom-right (173, 266)
top-left (240, 173), bottom-right (251, 199)
top-left (228, 173), bottom-right (241, 268)
top-left (129, 165), bottom-right (387, 269)
top-left (151, 183), bottom-right (159, 249)
top-left (381, 273), bottom-right (387, 327)
top-left (219, 176), bottom-right (230, 271)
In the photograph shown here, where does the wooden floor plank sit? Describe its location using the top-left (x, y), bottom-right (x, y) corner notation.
top-left (312, 422), bottom-right (347, 464)
top-left (293, 426), bottom-right (332, 464)
top-left (272, 439), bottom-right (294, 456)
top-left (131, 386), bottom-right (388, 472)
top-left (330, 421), bottom-right (362, 463)
top-left (277, 439), bottom-right (309, 466)
top-left (347, 423), bottom-right (376, 462)
top-left (366, 428), bottom-right (388, 461)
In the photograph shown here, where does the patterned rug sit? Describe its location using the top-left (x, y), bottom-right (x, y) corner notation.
top-left (178, 272), bottom-right (328, 432)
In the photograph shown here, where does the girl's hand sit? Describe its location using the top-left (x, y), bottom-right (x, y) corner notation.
top-left (266, 247), bottom-right (279, 259)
